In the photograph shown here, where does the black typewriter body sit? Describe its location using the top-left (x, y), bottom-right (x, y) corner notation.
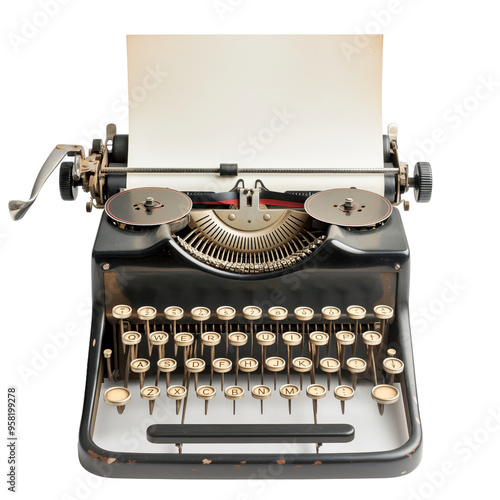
top-left (77, 199), bottom-right (422, 479)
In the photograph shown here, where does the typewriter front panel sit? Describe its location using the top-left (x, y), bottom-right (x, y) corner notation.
top-left (78, 208), bottom-right (421, 479)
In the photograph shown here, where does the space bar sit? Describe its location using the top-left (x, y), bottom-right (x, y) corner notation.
top-left (147, 424), bottom-right (355, 443)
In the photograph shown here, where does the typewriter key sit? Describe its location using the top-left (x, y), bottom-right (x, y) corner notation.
top-left (346, 357), bottom-right (367, 390)
top-left (265, 356), bottom-right (285, 390)
top-left (294, 307), bottom-right (314, 355)
top-left (164, 306), bottom-right (184, 339)
top-left (362, 331), bottom-right (382, 385)
top-left (321, 306), bottom-right (341, 355)
top-left (167, 385), bottom-right (187, 415)
top-left (238, 357), bottom-right (259, 390)
top-left (347, 305), bottom-right (366, 354)
top-left (306, 384), bottom-right (327, 424)
top-left (112, 305), bottom-right (132, 350)
top-left (196, 385), bottom-right (216, 415)
top-left (243, 306), bottom-right (262, 356)
top-left (309, 331), bottom-right (329, 368)
top-left (149, 331), bottom-right (168, 359)
top-left (201, 332), bottom-right (221, 385)
top-left (213, 358), bottom-right (233, 390)
top-left (140, 385), bottom-right (160, 415)
top-left (268, 306), bottom-right (288, 354)
top-left (138, 306), bottom-right (157, 356)
top-left (382, 355), bottom-right (404, 386)
top-left (130, 358), bottom-right (150, 389)
top-left (157, 358), bottom-right (177, 389)
top-left (229, 332), bottom-right (248, 384)
top-left (334, 385), bottom-right (355, 415)
top-left (319, 357), bottom-right (341, 390)
top-left (374, 305), bottom-right (394, 346)
top-left (279, 384), bottom-right (300, 415)
top-left (103, 349), bottom-right (113, 381)
top-left (256, 331), bottom-right (276, 383)
top-left (185, 358), bottom-right (206, 391)
top-left (103, 387), bottom-right (132, 415)
top-left (251, 385), bottom-right (271, 414)
top-left (282, 332), bottom-right (302, 383)
top-left (224, 385), bottom-right (244, 415)
top-left (216, 306), bottom-right (236, 356)
top-left (292, 357), bottom-right (313, 390)
top-left (371, 384), bottom-right (400, 414)
top-left (335, 331), bottom-right (355, 368)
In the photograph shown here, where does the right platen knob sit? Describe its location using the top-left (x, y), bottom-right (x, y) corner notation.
top-left (413, 162), bottom-right (433, 202)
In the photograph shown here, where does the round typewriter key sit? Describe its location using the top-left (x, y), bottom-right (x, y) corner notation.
top-left (362, 331), bottom-right (382, 346)
top-left (167, 384), bottom-right (187, 415)
top-left (174, 332), bottom-right (195, 347)
top-left (122, 331), bottom-right (141, 359)
top-left (213, 357), bottom-right (233, 390)
top-left (140, 385), bottom-right (160, 415)
top-left (292, 357), bottom-right (313, 390)
top-left (383, 356), bottom-right (404, 387)
top-left (252, 384), bottom-right (271, 414)
top-left (225, 385), bottom-right (244, 415)
top-left (346, 357), bottom-right (367, 390)
top-left (371, 384), bottom-right (400, 405)
top-left (157, 358), bottom-right (177, 389)
top-left (347, 305), bottom-right (365, 354)
top-left (103, 387), bottom-right (132, 414)
top-left (279, 383), bottom-right (300, 414)
top-left (164, 306), bottom-right (184, 321)
top-left (186, 358), bottom-right (206, 390)
top-left (112, 305), bottom-right (132, 320)
top-left (191, 306), bottom-right (211, 322)
top-left (319, 356), bottom-right (340, 389)
top-left (268, 306), bottom-right (288, 321)
top-left (243, 306), bottom-right (262, 356)
top-left (334, 385), bottom-right (355, 414)
top-left (137, 306), bottom-right (157, 320)
top-left (321, 306), bottom-right (341, 355)
top-left (238, 357), bottom-right (259, 390)
top-left (336, 331), bottom-right (355, 367)
top-left (149, 331), bottom-right (168, 359)
top-left (294, 306), bottom-right (314, 322)
top-left (197, 385), bottom-right (216, 414)
top-left (374, 305), bottom-right (394, 320)
top-left (130, 358), bottom-right (150, 389)
top-left (216, 306), bottom-right (235, 355)
top-left (307, 384), bottom-right (326, 399)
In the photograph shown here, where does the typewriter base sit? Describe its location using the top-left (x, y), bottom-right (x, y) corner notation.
top-left (78, 209), bottom-right (422, 479)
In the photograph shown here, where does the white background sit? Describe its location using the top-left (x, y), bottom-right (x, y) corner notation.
top-left (1, 1), bottom-right (499, 499)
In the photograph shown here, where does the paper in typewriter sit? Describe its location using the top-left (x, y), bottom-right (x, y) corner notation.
top-left (126, 35), bottom-right (384, 193)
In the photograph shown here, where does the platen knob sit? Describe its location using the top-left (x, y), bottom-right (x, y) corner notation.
top-left (59, 161), bottom-right (78, 201)
top-left (413, 162), bottom-right (433, 202)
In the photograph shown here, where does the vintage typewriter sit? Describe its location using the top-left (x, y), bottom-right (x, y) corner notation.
top-left (9, 120), bottom-right (432, 478)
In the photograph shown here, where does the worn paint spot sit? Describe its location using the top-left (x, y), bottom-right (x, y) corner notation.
top-left (88, 449), bottom-right (115, 464)
top-left (313, 461), bottom-right (322, 465)
top-left (202, 459), bottom-right (212, 465)
top-left (107, 458), bottom-right (117, 464)
top-left (192, 469), bottom-right (197, 472)
top-left (294, 465), bottom-right (302, 468)
top-left (407, 454), bottom-right (412, 459)
top-left (88, 450), bottom-right (99, 462)
top-left (127, 460), bottom-right (136, 465)
top-left (93, 339), bottom-right (96, 347)
top-left (234, 465), bottom-right (242, 469)
top-left (240, 461), bottom-right (247, 464)
top-left (416, 417), bottom-right (421, 424)
top-left (277, 459), bottom-right (286, 465)
top-left (401, 471), bottom-right (407, 475)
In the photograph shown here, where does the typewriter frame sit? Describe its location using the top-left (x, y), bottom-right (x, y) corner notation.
top-left (78, 207), bottom-right (422, 479)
